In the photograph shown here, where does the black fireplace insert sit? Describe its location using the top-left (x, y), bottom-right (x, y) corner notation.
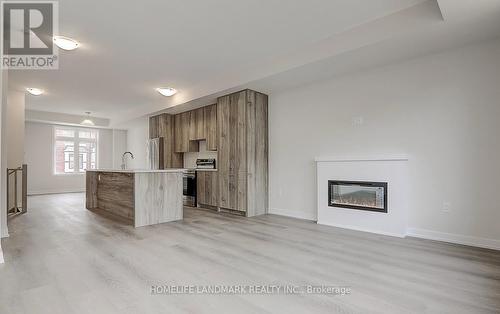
top-left (328, 180), bottom-right (387, 213)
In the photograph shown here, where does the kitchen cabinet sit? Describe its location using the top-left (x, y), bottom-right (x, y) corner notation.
top-left (174, 106), bottom-right (215, 152)
top-left (174, 112), bottom-right (198, 153)
top-left (196, 171), bottom-right (218, 208)
top-left (149, 113), bottom-right (182, 168)
top-left (149, 115), bottom-right (159, 139)
top-left (218, 91), bottom-right (247, 213)
top-left (92, 171), bottom-right (135, 219)
top-left (174, 113), bottom-right (186, 152)
top-left (204, 104), bottom-right (217, 151)
top-left (189, 107), bottom-right (205, 140)
top-left (86, 169), bottom-right (184, 227)
top-left (217, 90), bottom-right (268, 216)
top-left (149, 89), bottom-right (267, 217)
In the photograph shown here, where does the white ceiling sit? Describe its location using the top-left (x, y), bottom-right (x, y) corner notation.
top-left (11, 0), bottom-right (500, 126)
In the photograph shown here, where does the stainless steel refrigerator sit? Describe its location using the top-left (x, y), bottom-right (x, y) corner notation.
top-left (147, 137), bottom-right (164, 170)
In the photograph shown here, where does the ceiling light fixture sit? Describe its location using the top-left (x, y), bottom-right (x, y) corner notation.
top-left (53, 36), bottom-right (80, 51)
top-left (156, 87), bottom-right (177, 97)
top-left (26, 88), bottom-right (44, 96)
top-left (81, 112), bottom-right (95, 126)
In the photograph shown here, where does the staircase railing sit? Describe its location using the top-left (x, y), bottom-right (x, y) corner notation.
top-left (7, 164), bottom-right (27, 217)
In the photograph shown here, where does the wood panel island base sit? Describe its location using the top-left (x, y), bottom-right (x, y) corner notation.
top-left (86, 169), bottom-right (185, 227)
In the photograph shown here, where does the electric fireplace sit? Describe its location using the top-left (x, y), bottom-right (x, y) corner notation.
top-left (328, 180), bottom-right (387, 213)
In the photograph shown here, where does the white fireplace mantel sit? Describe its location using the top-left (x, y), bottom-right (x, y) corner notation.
top-left (315, 155), bottom-right (409, 163)
top-left (316, 155), bottom-right (409, 238)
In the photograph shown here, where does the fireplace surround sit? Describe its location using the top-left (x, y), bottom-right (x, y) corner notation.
top-left (316, 155), bottom-right (409, 237)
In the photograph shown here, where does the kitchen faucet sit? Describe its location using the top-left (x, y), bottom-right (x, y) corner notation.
top-left (121, 152), bottom-right (134, 170)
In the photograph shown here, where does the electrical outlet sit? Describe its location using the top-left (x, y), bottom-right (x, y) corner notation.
top-left (443, 201), bottom-right (452, 212)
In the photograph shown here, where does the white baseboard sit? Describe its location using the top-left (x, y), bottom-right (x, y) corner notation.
top-left (406, 228), bottom-right (500, 251)
top-left (318, 220), bottom-right (407, 238)
top-left (269, 209), bottom-right (500, 250)
top-left (268, 208), bottom-right (316, 221)
top-left (28, 189), bottom-right (85, 196)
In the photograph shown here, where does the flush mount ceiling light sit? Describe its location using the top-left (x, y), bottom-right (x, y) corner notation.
top-left (26, 88), bottom-right (44, 96)
top-left (81, 112), bottom-right (95, 126)
top-left (53, 36), bottom-right (80, 51)
top-left (156, 87), bottom-right (177, 97)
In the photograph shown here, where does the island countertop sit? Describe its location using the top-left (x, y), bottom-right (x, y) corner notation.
top-left (86, 168), bottom-right (188, 173)
top-left (86, 170), bottom-right (184, 227)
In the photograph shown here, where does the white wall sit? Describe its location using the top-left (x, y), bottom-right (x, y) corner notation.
top-left (269, 39), bottom-right (500, 246)
top-left (26, 110), bottom-right (110, 128)
top-left (6, 91), bottom-right (25, 210)
top-left (124, 116), bottom-right (149, 169)
top-left (0, 86), bottom-right (25, 237)
top-left (24, 122), bottom-right (118, 194)
top-left (7, 91), bottom-right (25, 169)
top-left (0, 70), bottom-right (7, 241)
top-left (112, 129), bottom-right (127, 168)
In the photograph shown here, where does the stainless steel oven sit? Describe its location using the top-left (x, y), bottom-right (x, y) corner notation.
top-left (196, 158), bottom-right (216, 169)
top-left (183, 170), bottom-right (197, 207)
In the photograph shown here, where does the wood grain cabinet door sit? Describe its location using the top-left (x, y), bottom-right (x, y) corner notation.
top-left (197, 171), bottom-right (218, 207)
top-left (181, 112), bottom-right (191, 152)
top-left (189, 108), bottom-right (205, 140)
top-left (149, 113), bottom-right (182, 168)
top-left (204, 104), bottom-right (217, 151)
top-left (206, 172), bottom-right (218, 207)
top-left (196, 171), bottom-right (207, 205)
top-left (174, 112), bottom-right (198, 152)
top-left (174, 113), bottom-right (184, 152)
top-left (159, 114), bottom-right (183, 168)
top-left (149, 116), bottom-right (159, 139)
top-left (96, 172), bottom-right (135, 219)
top-left (217, 95), bottom-right (230, 208)
top-left (217, 91), bottom-right (247, 212)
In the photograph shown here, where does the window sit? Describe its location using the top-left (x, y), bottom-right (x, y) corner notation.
top-left (54, 127), bottom-right (98, 174)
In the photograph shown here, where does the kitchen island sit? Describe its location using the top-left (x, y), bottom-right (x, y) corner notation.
top-left (86, 169), bottom-right (186, 227)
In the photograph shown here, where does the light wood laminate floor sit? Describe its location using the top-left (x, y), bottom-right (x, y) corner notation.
top-left (1, 193), bottom-right (500, 314)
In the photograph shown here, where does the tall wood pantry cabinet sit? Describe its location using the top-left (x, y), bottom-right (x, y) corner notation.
top-left (149, 113), bottom-right (183, 168)
top-left (217, 89), bottom-right (268, 217)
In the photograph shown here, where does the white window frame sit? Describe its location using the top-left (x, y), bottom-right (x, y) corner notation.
top-left (53, 126), bottom-right (99, 175)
